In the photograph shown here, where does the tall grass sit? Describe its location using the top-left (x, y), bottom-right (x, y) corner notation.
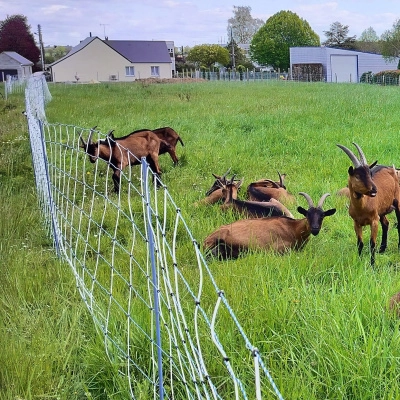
top-left (2, 80), bottom-right (400, 399)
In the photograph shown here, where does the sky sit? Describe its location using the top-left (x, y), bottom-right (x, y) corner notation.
top-left (1, 0), bottom-right (399, 48)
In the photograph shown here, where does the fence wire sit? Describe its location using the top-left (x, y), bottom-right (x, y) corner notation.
top-left (24, 74), bottom-right (284, 400)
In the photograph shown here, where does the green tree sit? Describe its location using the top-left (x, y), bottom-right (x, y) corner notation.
top-left (186, 44), bottom-right (230, 69)
top-left (44, 45), bottom-right (70, 65)
top-left (380, 19), bottom-right (400, 61)
top-left (354, 27), bottom-right (381, 54)
top-left (225, 39), bottom-right (253, 69)
top-left (228, 6), bottom-right (264, 44)
top-left (0, 15), bottom-right (40, 68)
top-left (322, 21), bottom-right (357, 49)
top-left (250, 10), bottom-right (319, 71)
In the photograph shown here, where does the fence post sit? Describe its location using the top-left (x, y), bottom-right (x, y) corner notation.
top-left (141, 157), bottom-right (164, 400)
top-left (38, 119), bottom-right (61, 257)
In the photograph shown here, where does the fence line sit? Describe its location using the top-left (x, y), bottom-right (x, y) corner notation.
top-left (24, 74), bottom-right (284, 399)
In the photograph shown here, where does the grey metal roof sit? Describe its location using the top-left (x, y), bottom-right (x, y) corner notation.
top-left (105, 40), bottom-right (171, 63)
top-left (48, 37), bottom-right (171, 67)
top-left (48, 36), bottom-right (97, 67)
top-left (2, 51), bottom-right (33, 65)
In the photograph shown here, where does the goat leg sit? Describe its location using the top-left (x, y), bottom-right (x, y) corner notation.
top-left (379, 215), bottom-right (389, 253)
top-left (369, 238), bottom-right (376, 266)
top-left (112, 170), bottom-right (121, 193)
top-left (369, 220), bottom-right (379, 266)
top-left (355, 223), bottom-right (364, 256)
top-left (393, 199), bottom-right (400, 251)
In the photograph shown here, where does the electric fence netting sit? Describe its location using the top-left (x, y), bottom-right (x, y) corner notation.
top-left (24, 74), bottom-right (284, 400)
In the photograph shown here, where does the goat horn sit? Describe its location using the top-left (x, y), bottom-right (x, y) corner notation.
top-left (277, 170), bottom-right (284, 187)
top-left (352, 142), bottom-right (368, 165)
top-left (337, 144), bottom-right (361, 168)
top-left (222, 168), bottom-right (232, 179)
top-left (87, 125), bottom-right (97, 144)
top-left (299, 192), bottom-right (314, 208)
top-left (264, 179), bottom-right (280, 188)
top-left (317, 193), bottom-right (331, 208)
top-left (229, 174), bottom-right (237, 185)
top-left (79, 136), bottom-right (86, 148)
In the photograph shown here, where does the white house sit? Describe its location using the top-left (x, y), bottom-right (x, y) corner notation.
top-left (290, 47), bottom-right (399, 83)
top-left (0, 51), bottom-right (33, 81)
top-left (49, 36), bottom-right (173, 83)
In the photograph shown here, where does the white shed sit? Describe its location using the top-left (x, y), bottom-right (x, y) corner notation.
top-left (0, 51), bottom-right (33, 82)
top-left (290, 47), bottom-right (399, 83)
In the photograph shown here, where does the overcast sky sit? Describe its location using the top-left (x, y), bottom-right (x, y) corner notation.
top-left (2, 0), bottom-right (399, 48)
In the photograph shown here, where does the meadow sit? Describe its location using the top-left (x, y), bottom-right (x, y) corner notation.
top-left (2, 79), bottom-right (400, 399)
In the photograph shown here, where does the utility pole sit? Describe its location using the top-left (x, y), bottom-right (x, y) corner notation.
top-left (230, 25), bottom-right (235, 69)
top-left (37, 24), bottom-right (45, 71)
top-left (100, 24), bottom-right (109, 40)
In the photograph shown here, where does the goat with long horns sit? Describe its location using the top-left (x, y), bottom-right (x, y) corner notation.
top-left (337, 142), bottom-right (400, 265)
top-left (203, 192), bottom-right (336, 259)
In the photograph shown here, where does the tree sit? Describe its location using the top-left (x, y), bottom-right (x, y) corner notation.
top-left (44, 45), bottom-right (70, 65)
top-left (354, 27), bottom-right (381, 54)
top-left (0, 15), bottom-right (40, 68)
top-left (359, 27), bottom-right (379, 42)
top-left (250, 11), bottom-right (320, 71)
top-left (186, 44), bottom-right (230, 69)
top-left (322, 21), bottom-right (356, 49)
top-left (380, 19), bottom-right (400, 61)
top-left (225, 39), bottom-right (253, 69)
top-left (228, 6), bottom-right (264, 44)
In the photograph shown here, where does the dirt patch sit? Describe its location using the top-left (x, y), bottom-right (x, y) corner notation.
top-left (136, 77), bottom-right (206, 85)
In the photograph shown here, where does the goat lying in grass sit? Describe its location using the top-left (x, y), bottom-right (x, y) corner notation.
top-left (220, 175), bottom-right (294, 218)
top-left (247, 171), bottom-right (295, 204)
top-left (80, 126), bottom-right (170, 193)
top-left (203, 192), bottom-right (336, 259)
top-left (194, 168), bottom-right (240, 206)
top-left (130, 126), bottom-right (184, 165)
top-left (337, 142), bottom-right (400, 265)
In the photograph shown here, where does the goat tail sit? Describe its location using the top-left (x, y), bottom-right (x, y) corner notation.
top-left (178, 136), bottom-right (184, 147)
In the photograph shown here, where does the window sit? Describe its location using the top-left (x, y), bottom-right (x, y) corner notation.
top-left (151, 66), bottom-right (160, 77)
top-left (125, 66), bottom-right (134, 76)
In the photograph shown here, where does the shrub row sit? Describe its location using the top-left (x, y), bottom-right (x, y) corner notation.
top-left (360, 70), bottom-right (400, 85)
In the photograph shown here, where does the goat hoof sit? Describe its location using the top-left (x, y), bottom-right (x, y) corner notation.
top-left (378, 247), bottom-right (387, 253)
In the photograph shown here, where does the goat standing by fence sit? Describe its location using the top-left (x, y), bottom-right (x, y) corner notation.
top-left (80, 127), bottom-right (171, 192)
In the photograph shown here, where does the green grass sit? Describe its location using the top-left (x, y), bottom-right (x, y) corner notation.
top-left (2, 80), bottom-right (400, 399)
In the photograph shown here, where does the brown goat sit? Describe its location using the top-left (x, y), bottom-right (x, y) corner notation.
top-left (220, 176), bottom-right (295, 218)
top-left (247, 179), bottom-right (296, 204)
top-left (130, 127), bottom-right (184, 165)
top-left (203, 192), bottom-right (336, 259)
top-left (337, 165), bottom-right (400, 198)
top-left (253, 170), bottom-right (287, 188)
top-left (337, 143), bottom-right (400, 265)
top-left (80, 126), bottom-right (170, 193)
top-left (194, 169), bottom-right (236, 206)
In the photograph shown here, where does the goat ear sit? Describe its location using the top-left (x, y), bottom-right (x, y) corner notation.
top-left (324, 208), bottom-right (337, 217)
top-left (297, 206), bottom-right (307, 216)
top-left (348, 166), bottom-right (355, 175)
top-left (369, 160), bottom-right (378, 169)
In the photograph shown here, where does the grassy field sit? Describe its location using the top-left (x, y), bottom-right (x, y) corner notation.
top-left (2, 79), bottom-right (400, 399)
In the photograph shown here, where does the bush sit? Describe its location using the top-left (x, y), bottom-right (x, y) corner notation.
top-left (360, 71), bottom-right (373, 83)
top-left (372, 70), bottom-right (400, 85)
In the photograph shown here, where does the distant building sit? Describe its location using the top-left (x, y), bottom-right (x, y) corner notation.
top-left (0, 51), bottom-right (33, 81)
top-left (48, 36), bottom-right (173, 83)
top-left (290, 47), bottom-right (399, 83)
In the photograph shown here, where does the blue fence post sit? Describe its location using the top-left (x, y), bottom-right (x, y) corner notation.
top-left (141, 157), bottom-right (164, 399)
